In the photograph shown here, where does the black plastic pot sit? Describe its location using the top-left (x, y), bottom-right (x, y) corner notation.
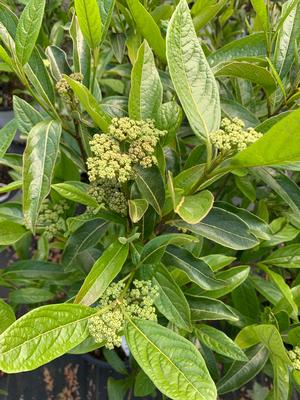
top-left (0, 353), bottom-right (161, 400)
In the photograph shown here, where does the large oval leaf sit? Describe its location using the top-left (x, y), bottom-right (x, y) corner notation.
top-left (0, 304), bottom-right (96, 373)
top-left (166, 0), bottom-right (220, 139)
top-left (0, 300), bottom-right (15, 334)
top-left (75, 241), bottom-right (129, 305)
top-left (175, 190), bottom-right (214, 224)
top-left (23, 120), bottom-right (62, 231)
top-left (125, 319), bottom-right (217, 400)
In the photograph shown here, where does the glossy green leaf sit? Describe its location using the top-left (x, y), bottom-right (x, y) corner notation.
top-left (207, 33), bottom-right (266, 67)
top-left (75, 241), bottom-right (129, 305)
top-left (163, 246), bottom-right (224, 290)
top-left (189, 296), bottom-right (239, 322)
top-left (213, 61), bottom-right (276, 94)
top-left (172, 207), bottom-right (258, 250)
top-left (74, 0), bottom-right (102, 49)
top-left (0, 304), bottom-right (96, 373)
top-left (64, 76), bottom-right (111, 131)
top-left (156, 101), bottom-right (183, 144)
top-left (3, 260), bottom-right (69, 281)
top-left (153, 264), bottom-right (192, 331)
top-left (140, 234), bottom-right (198, 266)
top-left (217, 345), bottom-right (269, 394)
top-left (127, 0), bottom-right (166, 62)
top-left (223, 108), bottom-right (300, 170)
top-left (175, 190), bottom-right (214, 224)
top-left (135, 165), bottom-right (165, 216)
top-left (0, 300), bottom-right (15, 334)
top-left (15, 0), bottom-right (46, 65)
top-left (0, 119), bottom-right (17, 158)
top-left (125, 319), bottom-right (217, 400)
top-left (13, 96), bottom-right (43, 135)
top-left (196, 325), bottom-right (247, 361)
top-left (52, 182), bottom-right (99, 208)
top-left (128, 199), bottom-right (148, 223)
top-left (129, 41), bottom-right (162, 120)
top-left (192, 0), bottom-right (226, 31)
top-left (250, 0), bottom-right (269, 31)
top-left (23, 120), bottom-right (62, 231)
top-left (69, 335), bottom-right (103, 354)
top-left (0, 220), bottom-right (27, 245)
top-left (10, 288), bottom-right (54, 305)
top-left (265, 244), bottom-right (300, 268)
top-left (166, 0), bottom-right (220, 139)
top-left (62, 218), bottom-right (107, 269)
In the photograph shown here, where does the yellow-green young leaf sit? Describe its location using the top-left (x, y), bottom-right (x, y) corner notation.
top-left (0, 180), bottom-right (22, 194)
top-left (0, 44), bottom-right (13, 67)
top-left (64, 76), bottom-right (111, 131)
top-left (166, 0), bottom-right (220, 139)
top-left (23, 120), bottom-right (62, 231)
top-left (0, 119), bottom-right (17, 158)
top-left (125, 319), bottom-right (217, 400)
top-left (175, 190), bottom-right (214, 224)
top-left (223, 108), bottom-right (300, 170)
top-left (52, 182), bottom-right (99, 208)
top-left (75, 241), bottom-right (129, 305)
top-left (127, 0), bottom-right (166, 63)
top-left (196, 325), bottom-right (248, 361)
top-left (128, 199), bottom-right (149, 223)
top-left (153, 264), bottom-right (192, 331)
top-left (0, 304), bottom-right (96, 373)
top-left (0, 300), bottom-right (15, 334)
top-left (15, 0), bottom-right (46, 65)
top-left (250, 0), bottom-right (269, 31)
top-left (0, 220), bottom-right (27, 245)
top-left (129, 41), bottom-right (163, 121)
top-left (74, 0), bottom-right (102, 49)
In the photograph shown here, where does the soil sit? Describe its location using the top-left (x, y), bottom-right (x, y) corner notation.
top-left (0, 166), bottom-right (11, 185)
top-left (0, 74), bottom-right (31, 111)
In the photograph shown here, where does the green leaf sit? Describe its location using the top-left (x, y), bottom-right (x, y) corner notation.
top-left (196, 325), bottom-right (248, 361)
top-left (69, 335), bottom-right (103, 354)
top-left (134, 369), bottom-right (156, 397)
top-left (0, 300), bottom-right (15, 334)
top-left (163, 246), bottom-right (224, 290)
top-left (156, 101), bottom-right (183, 145)
top-left (0, 119), bottom-right (17, 158)
top-left (223, 108), bottom-right (300, 170)
top-left (0, 44), bottom-right (13, 67)
top-left (99, 0), bottom-right (116, 44)
top-left (250, 0), bottom-right (269, 31)
top-left (0, 304), bottom-right (96, 373)
top-left (10, 288), bottom-right (54, 305)
top-left (129, 41), bottom-right (162, 120)
top-left (64, 76), bottom-right (111, 131)
top-left (45, 45), bottom-right (71, 81)
top-left (189, 296), bottom-right (239, 322)
top-left (126, 0), bottom-right (166, 62)
top-left (0, 220), bottom-right (27, 245)
top-left (135, 165), bottom-right (165, 217)
top-left (217, 345), bottom-right (269, 394)
top-left (62, 218), bottom-right (107, 269)
top-left (207, 33), bottom-right (266, 67)
top-left (166, 0), bottom-right (220, 139)
top-left (52, 182), bottom-right (99, 208)
top-left (192, 0), bottom-right (226, 31)
top-left (75, 241), bottom-right (129, 305)
top-left (175, 190), bottom-right (214, 224)
top-left (103, 348), bottom-right (128, 375)
top-left (13, 96), bottom-right (43, 135)
top-left (140, 233), bottom-right (198, 266)
top-left (15, 0), bottom-right (46, 65)
top-left (128, 199), bottom-right (148, 223)
top-left (213, 61), bottom-right (276, 94)
top-left (125, 319), bottom-right (217, 400)
top-left (153, 264), bottom-right (192, 331)
top-left (23, 120), bottom-right (62, 231)
top-left (3, 260), bottom-right (69, 281)
top-left (74, 0), bottom-right (102, 49)
top-left (265, 244), bottom-right (300, 268)
top-left (172, 207), bottom-right (258, 250)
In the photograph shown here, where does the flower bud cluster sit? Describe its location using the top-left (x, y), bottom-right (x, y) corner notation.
top-left (56, 73), bottom-right (83, 103)
top-left (288, 347), bottom-right (300, 370)
top-left (37, 200), bottom-right (69, 239)
top-left (88, 280), bottom-right (158, 349)
top-left (210, 117), bottom-right (262, 153)
top-left (87, 118), bottom-right (166, 184)
top-left (88, 180), bottom-right (127, 216)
